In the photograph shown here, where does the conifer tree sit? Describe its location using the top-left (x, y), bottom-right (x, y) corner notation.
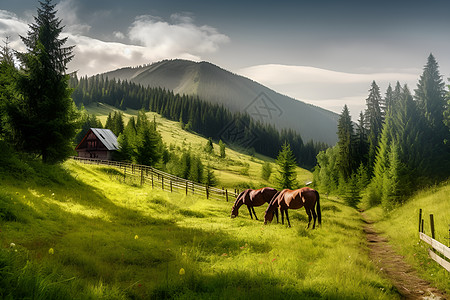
top-left (261, 161), bottom-right (272, 181)
top-left (9, 0), bottom-right (78, 163)
top-left (336, 105), bottom-right (354, 178)
top-left (364, 81), bottom-right (384, 172)
top-left (219, 139), bottom-right (226, 158)
top-left (275, 141), bottom-right (298, 189)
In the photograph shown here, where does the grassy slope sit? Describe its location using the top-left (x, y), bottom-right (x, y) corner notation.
top-left (85, 103), bottom-right (312, 189)
top-left (0, 149), bottom-right (399, 299)
top-left (364, 182), bottom-right (450, 295)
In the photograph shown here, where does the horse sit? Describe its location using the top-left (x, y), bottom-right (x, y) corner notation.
top-left (264, 187), bottom-right (321, 229)
top-left (230, 187), bottom-right (279, 220)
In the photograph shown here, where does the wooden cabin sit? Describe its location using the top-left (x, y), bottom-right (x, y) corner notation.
top-left (75, 128), bottom-right (119, 160)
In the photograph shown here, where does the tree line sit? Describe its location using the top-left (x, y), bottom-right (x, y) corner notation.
top-left (314, 54), bottom-right (450, 209)
top-left (69, 75), bottom-right (327, 169)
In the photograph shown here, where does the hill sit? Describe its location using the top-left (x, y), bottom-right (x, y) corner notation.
top-left (85, 103), bottom-right (313, 189)
top-left (0, 142), bottom-right (399, 299)
top-left (102, 59), bottom-right (339, 145)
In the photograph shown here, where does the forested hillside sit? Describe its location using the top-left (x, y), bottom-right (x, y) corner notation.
top-left (102, 59), bottom-right (339, 145)
top-left (69, 75), bottom-right (327, 169)
top-left (314, 54), bottom-right (450, 209)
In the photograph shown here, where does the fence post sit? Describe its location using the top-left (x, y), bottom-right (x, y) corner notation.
top-left (419, 209), bottom-right (422, 233)
top-left (430, 214), bottom-right (435, 239)
top-left (151, 173), bottom-right (154, 189)
top-left (162, 177), bottom-right (164, 191)
top-left (226, 189), bottom-right (228, 202)
top-left (124, 166), bottom-right (126, 182)
top-left (206, 185), bottom-right (209, 199)
top-left (186, 182), bottom-right (188, 195)
top-left (170, 180), bottom-right (172, 193)
top-left (421, 219), bottom-right (424, 234)
top-left (140, 168), bottom-right (144, 186)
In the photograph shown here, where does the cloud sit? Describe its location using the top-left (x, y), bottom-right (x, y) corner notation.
top-left (0, 10), bottom-right (28, 50)
top-left (0, 5), bottom-right (229, 76)
top-left (128, 13), bottom-right (230, 57)
top-left (67, 34), bottom-right (200, 76)
top-left (238, 64), bottom-right (421, 119)
top-left (55, 0), bottom-right (91, 35)
top-left (239, 64), bottom-right (419, 85)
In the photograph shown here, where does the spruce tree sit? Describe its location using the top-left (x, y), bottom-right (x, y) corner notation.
top-left (336, 105), bottom-right (354, 179)
top-left (10, 0), bottom-right (78, 163)
top-left (275, 141), bottom-right (298, 189)
top-left (219, 139), bottom-right (226, 158)
top-left (414, 54), bottom-right (450, 176)
top-left (364, 81), bottom-right (384, 172)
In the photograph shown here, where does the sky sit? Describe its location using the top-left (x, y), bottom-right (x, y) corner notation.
top-left (2, 0), bottom-right (450, 119)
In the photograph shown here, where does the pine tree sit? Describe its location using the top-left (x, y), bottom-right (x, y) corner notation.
top-left (261, 161), bottom-right (272, 181)
top-left (364, 81), bottom-right (384, 172)
top-left (275, 141), bottom-right (298, 189)
top-left (9, 0), bottom-right (78, 163)
top-left (414, 54), bottom-right (450, 176)
top-left (219, 139), bottom-right (226, 158)
top-left (414, 54), bottom-right (446, 133)
top-left (336, 105), bottom-right (354, 179)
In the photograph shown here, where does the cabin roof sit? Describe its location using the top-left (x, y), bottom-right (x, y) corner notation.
top-left (75, 128), bottom-right (119, 151)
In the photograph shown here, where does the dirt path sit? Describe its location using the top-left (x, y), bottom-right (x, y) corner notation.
top-left (362, 215), bottom-right (447, 300)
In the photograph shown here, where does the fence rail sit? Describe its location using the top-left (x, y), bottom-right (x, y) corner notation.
top-left (418, 209), bottom-right (450, 272)
top-left (70, 156), bottom-right (238, 202)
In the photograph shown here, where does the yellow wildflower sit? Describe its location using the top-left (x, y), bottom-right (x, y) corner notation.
top-left (134, 235), bottom-right (139, 240)
top-left (48, 248), bottom-right (54, 255)
top-left (179, 268), bottom-right (185, 275)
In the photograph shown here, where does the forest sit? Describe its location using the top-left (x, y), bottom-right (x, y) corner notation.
top-left (314, 54), bottom-right (450, 209)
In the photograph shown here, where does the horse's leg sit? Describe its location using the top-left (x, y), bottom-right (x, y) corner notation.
top-left (285, 209), bottom-right (291, 227)
top-left (306, 208), bottom-right (312, 229)
top-left (247, 205), bottom-right (253, 219)
top-left (281, 209), bottom-right (285, 225)
top-left (275, 208), bottom-right (279, 223)
top-left (311, 207), bottom-right (317, 229)
top-left (251, 206), bottom-right (258, 220)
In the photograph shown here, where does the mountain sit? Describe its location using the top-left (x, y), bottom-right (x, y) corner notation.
top-left (102, 59), bottom-right (339, 145)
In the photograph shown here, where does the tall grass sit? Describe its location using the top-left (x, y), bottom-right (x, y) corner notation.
top-left (0, 147), bottom-right (401, 299)
top-left (365, 181), bottom-right (450, 295)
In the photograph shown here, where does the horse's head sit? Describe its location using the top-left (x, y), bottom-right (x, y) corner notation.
top-left (264, 190), bottom-right (281, 224)
top-left (230, 205), bottom-right (239, 218)
top-left (230, 190), bottom-right (247, 218)
top-left (263, 209), bottom-right (274, 224)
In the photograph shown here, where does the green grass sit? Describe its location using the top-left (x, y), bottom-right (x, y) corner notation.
top-left (364, 182), bottom-right (450, 295)
top-left (85, 103), bottom-right (312, 190)
top-left (0, 147), bottom-right (399, 299)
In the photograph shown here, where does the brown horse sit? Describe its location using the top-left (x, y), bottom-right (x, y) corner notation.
top-left (231, 187), bottom-right (279, 220)
top-left (264, 187), bottom-right (321, 228)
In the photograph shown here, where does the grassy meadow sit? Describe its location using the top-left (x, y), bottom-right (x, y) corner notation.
top-left (364, 182), bottom-right (450, 295)
top-left (0, 143), bottom-right (399, 299)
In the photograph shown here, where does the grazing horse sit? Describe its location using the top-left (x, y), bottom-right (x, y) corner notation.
top-left (264, 187), bottom-right (321, 229)
top-left (230, 187), bottom-right (278, 220)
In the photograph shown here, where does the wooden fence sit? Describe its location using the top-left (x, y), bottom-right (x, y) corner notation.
top-left (418, 209), bottom-right (450, 272)
top-left (70, 156), bottom-right (238, 202)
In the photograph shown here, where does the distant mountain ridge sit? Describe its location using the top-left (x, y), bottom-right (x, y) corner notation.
top-left (102, 59), bottom-right (339, 145)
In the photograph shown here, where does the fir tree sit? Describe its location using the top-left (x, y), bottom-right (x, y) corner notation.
top-left (261, 161), bottom-right (272, 181)
top-left (336, 105), bottom-right (354, 179)
top-left (275, 141), bottom-right (298, 189)
top-left (9, 0), bottom-right (78, 163)
top-left (364, 81), bottom-right (384, 172)
top-left (219, 139), bottom-right (226, 158)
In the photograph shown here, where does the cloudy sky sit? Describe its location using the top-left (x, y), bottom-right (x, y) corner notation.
top-left (2, 0), bottom-right (450, 118)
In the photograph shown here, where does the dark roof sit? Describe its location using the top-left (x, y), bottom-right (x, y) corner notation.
top-left (91, 128), bottom-right (119, 151)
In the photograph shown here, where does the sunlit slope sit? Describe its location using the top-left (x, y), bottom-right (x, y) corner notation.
top-left (0, 151), bottom-right (399, 299)
top-left (103, 59), bottom-right (339, 145)
top-left (86, 103), bottom-right (313, 189)
top-left (365, 182), bottom-right (450, 295)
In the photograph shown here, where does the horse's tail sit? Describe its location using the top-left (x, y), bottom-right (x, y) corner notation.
top-left (315, 190), bottom-right (321, 226)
